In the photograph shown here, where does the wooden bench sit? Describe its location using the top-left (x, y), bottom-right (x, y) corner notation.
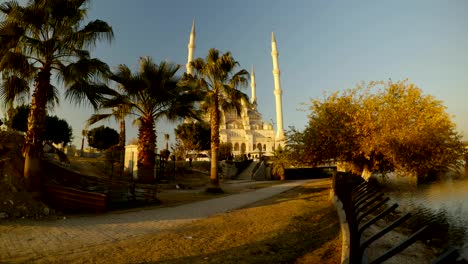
top-left (44, 184), bottom-right (107, 213)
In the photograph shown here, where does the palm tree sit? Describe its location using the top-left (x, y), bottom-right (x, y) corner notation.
top-left (80, 129), bottom-right (88, 157)
top-left (271, 145), bottom-right (289, 181)
top-left (87, 102), bottom-right (130, 176)
top-left (88, 100), bottom-right (130, 150)
top-left (184, 48), bottom-right (249, 192)
top-left (104, 57), bottom-right (199, 183)
top-left (0, 0), bottom-right (114, 192)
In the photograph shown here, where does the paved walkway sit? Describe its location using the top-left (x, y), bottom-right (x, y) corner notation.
top-left (0, 179), bottom-right (320, 262)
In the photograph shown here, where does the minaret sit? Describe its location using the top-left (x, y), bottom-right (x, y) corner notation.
top-left (186, 20), bottom-right (196, 75)
top-left (184, 21), bottom-right (196, 124)
top-left (271, 32), bottom-right (285, 142)
top-left (250, 65), bottom-right (257, 110)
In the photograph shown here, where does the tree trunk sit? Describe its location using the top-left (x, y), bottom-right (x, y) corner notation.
top-left (6, 102), bottom-right (14, 131)
top-left (23, 68), bottom-right (51, 193)
top-left (119, 119), bottom-right (126, 177)
top-left (137, 116), bottom-right (156, 184)
top-left (361, 165), bottom-right (373, 181)
top-left (80, 137), bottom-right (85, 157)
top-left (80, 129), bottom-right (87, 157)
top-left (279, 164), bottom-right (285, 181)
top-left (465, 155), bottom-right (468, 179)
top-left (119, 119), bottom-right (126, 149)
top-left (206, 97), bottom-right (223, 193)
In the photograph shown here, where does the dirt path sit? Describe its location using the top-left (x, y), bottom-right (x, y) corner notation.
top-left (0, 179), bottom-right (340, 263)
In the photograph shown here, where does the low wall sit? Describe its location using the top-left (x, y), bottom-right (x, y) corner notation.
top-left (285, 166), bottom-right (335, 180)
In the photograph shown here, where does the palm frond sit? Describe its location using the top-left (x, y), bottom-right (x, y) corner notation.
top-left (86, 113), bottom-right (113, 126)
top-left (0, 20), bottom-right (24, 51)
top-left (0, 74), bottom-right (29, 104)
top-left (207, 48), bottom-right (220, 64)
top-left (70, 19), bottom-right (114, 49)
top-left (0, 51), bottom-right (35, 77)
top-left (166, 96), bottom-right (202, 122)
top-left (99, 94), bottom-right (134, 109)
top-left (230, 69), bottom-right (249, 89)
top-left (107, 57), bottom-right (201, 139)
top-left (18, 1), bottom-right (47, 33)
top-left (72, 49), bottom-right (91, 59)
top-left (220, 87), bottom-right (249, 116)
top-left (110, 64), bottom-right (144, 95)
top-left (0, 1), bottom-right (20, 15)
top-left (46, 84), bottom-right (60, 109)
top-left (59, 57), bottom-right (111, 85)
top-left (190, 58), bottom-right (207, 78)
top-left (48, 0), bottom-right (87, 23)
top-left (64, 81), bottom-right (110, 109)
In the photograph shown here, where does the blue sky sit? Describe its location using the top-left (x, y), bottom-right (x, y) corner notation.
top-left (44, 0), bottom-right (468, 148)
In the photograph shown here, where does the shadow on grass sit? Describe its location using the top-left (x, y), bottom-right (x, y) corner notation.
top-left (146, 206), bottom-right (340, 264)
top-left (241, 184), bottom-right (333, 210)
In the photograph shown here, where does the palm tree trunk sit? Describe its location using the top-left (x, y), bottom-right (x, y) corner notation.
top-left (137, 116), bottom-right (156, 184)
top-left (80, 137), bottom-right (85, 157)
top-left (207, 97), bottom-right (223, 193)
top-left (80, 129), bottom-right (87, 157)
top-left (119, 119), bottom-right (126, 177)
top-left (23, 68), bottom-right (50, 193)
top-left (6, 102), bottom-right (14, 131)
top-left (119, 119), bottom-right (126, 149)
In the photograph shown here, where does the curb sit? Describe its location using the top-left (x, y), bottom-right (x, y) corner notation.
top-left (330, 190), bottom-right (350, 264)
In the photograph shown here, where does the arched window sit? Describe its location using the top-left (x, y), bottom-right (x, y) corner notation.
top-left (234, 143), bottom-right (239, 151)
top-left (263, 144), bottom-right (266, 151)
top-left (253, 144), bottom-right (256, 150)
top-left (241, 143), bottom-right (246, 154)
top-left (257, 143), bottom-right (262, 151)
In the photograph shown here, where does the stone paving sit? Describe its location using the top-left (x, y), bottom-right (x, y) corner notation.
top-left (0, 179), bottom-right (318, 263)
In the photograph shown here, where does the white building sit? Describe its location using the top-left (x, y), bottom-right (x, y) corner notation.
top-left (124, 144), bottom-right (137, 178)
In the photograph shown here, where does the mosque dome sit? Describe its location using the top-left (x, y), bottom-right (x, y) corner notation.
top-left (263, 122), bottom-right (273, 130)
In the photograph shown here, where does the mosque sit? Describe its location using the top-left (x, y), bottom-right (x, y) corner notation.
top-left (185, 22), bottom-right (286, 158)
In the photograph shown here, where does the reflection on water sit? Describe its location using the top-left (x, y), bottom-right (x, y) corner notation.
top-left (387, 179), bottom-right (468, 259)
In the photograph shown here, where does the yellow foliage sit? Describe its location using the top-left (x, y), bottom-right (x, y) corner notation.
top-left (298, 79), bottom-right (464, 178)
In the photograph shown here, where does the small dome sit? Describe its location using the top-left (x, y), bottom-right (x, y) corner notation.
top-left (263, 122), bottom-right (273, 129)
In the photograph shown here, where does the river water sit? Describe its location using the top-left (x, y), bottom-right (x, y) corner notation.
top-left (386, 178), bottom-right (468, 259)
